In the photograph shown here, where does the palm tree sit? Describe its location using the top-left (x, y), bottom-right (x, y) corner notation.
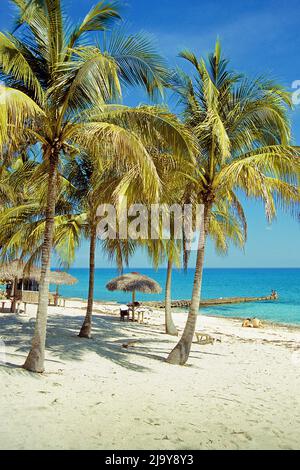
top-left (0, 149), bottom-right (163, 339)
top-left (147, 213), bottom-right (184, 336)
top-left (62, 153), bottom-right (142, 338)
top-left (166, 41), bottom-right (300, 365)
top-left (0, 0), bottom-right (193, 372)
top-left (63, 155), bottom-right (98, 338)
top-left (146, 196), bottom-right (248, 337)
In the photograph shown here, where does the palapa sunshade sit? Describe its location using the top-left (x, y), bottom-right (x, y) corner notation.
top-left (48, 270), bottom-right (77, 286)
top-left (106, 272), bottom-right (162, 320)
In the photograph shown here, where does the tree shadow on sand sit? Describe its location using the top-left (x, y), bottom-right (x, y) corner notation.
top-left (0, 313), bottom-right (165, 373)
top-left (0, 312), bottom-right (219, 374)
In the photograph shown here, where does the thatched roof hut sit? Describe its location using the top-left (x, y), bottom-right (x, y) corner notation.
top-left (0, 260), bottom-right (77, 285)
top-left (0, 260), bottom-right (40, 282)
top-left (106, 272), bottom-right (161, 320)
top-left (0, 261), bottom-right (77, 312)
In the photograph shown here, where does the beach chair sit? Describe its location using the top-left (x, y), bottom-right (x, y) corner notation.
top-left (195, 332), bottom-right (216, 345)
top-left (120, 305), bottom-right (130, 321)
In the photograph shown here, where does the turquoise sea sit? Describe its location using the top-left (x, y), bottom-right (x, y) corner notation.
top-left (53, 268), bottom-right (300, 326)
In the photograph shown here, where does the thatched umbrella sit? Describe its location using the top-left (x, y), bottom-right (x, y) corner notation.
top-left (48, 270), bottom-right (77, 286)
top-left (49, 270), bottom-right (77, 304)
top-left (106, 272), bottom-right (162, 321)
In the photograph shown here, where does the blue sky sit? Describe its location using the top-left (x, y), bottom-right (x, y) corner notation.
top-left (1, 0), bottom-right (299, 268)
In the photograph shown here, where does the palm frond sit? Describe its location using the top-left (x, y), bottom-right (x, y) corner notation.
top-left (68, 1), bottom-right (121, 50)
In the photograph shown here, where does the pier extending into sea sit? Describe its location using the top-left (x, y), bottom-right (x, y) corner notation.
top-left (144, 293), bottom-right (278, 309)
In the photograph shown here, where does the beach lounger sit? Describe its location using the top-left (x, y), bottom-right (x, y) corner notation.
top-left (195, 332), bottom-right (216, 345)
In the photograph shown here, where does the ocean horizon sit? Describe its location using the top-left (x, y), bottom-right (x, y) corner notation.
top-left (52, 267), bottom-right (300, 326)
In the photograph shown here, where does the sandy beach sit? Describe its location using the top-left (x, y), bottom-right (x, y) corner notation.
top-left (1, 299), bottom-right (300, 450)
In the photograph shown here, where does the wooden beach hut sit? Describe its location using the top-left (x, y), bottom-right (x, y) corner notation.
top-left (0, 261), bottom-right (77, 311)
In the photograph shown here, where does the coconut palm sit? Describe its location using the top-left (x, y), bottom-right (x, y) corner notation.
top-left (0, 0), bottom-right (194, 372)
top-left (143, 168), bottom-right (184, 336)
top-left (146, 195), bottom-right (247, 337)
top-left (62, 154), bottom-right (98, 338)
top-left (62, 153), bottom-right (144, 338)
top-left (0, 149), bottom-right (172, 338)
top-left (142, 148), bottom-right (246, 337)
top-left (166, 41), bottom-right (300, 365)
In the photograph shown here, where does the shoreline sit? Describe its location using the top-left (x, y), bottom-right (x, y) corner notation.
top-left (63, 296), bottom-right (300, 330)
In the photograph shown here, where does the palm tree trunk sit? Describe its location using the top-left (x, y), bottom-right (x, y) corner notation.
top-left (166, 204), bottom-right (210, 365)
top-left (165, 258), bottom-right (178, 336)
top-left (78, 224), bottom-right (97, 338)
top-left (23, 149), bottom-right (59, 373)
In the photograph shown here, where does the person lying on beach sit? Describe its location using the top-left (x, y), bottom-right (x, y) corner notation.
top-left (242, 318), bottom-right (252, 327)
top-left (242, 318), bottom-right (263, 328)
top-left (251, 318), bottom-right (263, 328)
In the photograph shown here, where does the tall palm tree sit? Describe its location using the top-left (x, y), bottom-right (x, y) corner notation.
top-left (63, 154), bottom-right (98, 338)
top-left (62, 153), bottom-right (146, 338)
top-left (0, 149), bottom-right (174, 339)
top-left (166, 41), bottom-right (300, 365)
top-left (146, 196), bottom-right (248, 337)
top-left (0, 0), bottom-right (193, 372)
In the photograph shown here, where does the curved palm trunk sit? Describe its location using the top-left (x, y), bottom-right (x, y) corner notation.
top-left (23, 149), bottom-right (59, 373)
top-left (166, 204), bottom-right (210, 365)
top-left (78, 225), bottom-right (96, 338)
top-left (165, 258), bottom-right (178, 336)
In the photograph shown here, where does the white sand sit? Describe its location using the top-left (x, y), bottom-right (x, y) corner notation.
top-left (1, 299), bottom-right (300, 450)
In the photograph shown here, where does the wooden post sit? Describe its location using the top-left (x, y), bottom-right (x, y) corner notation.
top-left (10, 277), bottom-right (18, 313)
top-left (132, 290), bottom-right (136, 322)
top-left (55, 284), bottom-right (59, 306)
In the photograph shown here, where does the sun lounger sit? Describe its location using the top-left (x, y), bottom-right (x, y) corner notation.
top-left (195, 332), bottom-right (218, 345)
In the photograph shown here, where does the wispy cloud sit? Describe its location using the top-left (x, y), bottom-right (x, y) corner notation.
top-left (148, 7), bottom-right (300, 71)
